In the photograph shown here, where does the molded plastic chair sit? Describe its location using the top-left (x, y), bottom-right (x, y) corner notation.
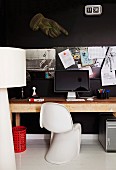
top-left (40, 102), bottom-right (81, 164)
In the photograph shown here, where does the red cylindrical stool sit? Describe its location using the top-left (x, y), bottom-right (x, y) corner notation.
top-left (12, 126), bottom-right (26, 153)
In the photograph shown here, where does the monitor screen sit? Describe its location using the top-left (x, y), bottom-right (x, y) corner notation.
top-left (54, 70), bottom-right (90, 93)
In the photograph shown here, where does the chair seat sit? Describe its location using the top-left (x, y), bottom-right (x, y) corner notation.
top-left (45, 123), bottom-right (81, 164)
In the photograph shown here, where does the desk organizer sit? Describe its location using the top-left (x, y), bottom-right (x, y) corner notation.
top-left (97, 89), bottom-right (110, 99)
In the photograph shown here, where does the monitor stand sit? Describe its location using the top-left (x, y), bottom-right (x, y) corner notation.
top-left (67, 92), bottom-right (80, 99)
top-left (67, 92), bottom-right (76, 99)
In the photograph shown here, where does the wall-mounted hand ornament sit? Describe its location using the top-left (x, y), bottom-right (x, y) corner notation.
top-left (30, 13), bottom-right (68, 38)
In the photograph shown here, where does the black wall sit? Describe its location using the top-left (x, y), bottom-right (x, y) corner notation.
top-left (4, 0), bottom-right (116, 48)
top-left (1, 0), bottom-right (116, 134)
top-left (0, 0), bottom-right (6, 45)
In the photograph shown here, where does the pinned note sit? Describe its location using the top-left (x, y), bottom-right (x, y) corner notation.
top-left (88, 47), bottom-right (106, 59)
top-left (101, 70), bottom-right (116, 86)
top-left (58, 49), bottom-right (75, 69)
top-left (80, 49), bottom-right (94, 66)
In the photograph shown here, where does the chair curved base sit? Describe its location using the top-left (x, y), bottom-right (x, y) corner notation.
top-left (45, 123), bottom-right (81, 164)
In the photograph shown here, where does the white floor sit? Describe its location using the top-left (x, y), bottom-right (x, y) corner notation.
top-left (15, 139), bottom-right (116, 170)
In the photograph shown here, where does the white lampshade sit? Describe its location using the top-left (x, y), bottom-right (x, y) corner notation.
top-left (0, 47), bottom-right (26, 88)
top-left (0, 47), bottom-right (26, 170)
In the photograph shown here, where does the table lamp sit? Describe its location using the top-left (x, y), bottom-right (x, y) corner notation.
top-left (0, 47), bottom-right (26, 170)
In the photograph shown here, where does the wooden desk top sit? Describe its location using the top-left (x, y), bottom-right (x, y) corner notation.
top-left (10, 97), bottom-right (116, 113)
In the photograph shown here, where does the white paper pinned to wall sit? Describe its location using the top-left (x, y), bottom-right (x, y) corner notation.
top-left (101, 49), bottom-right (116, 86)
top-left (88, 46), bottom-right (106, 59)
top-left (58, 49), bottom-right (75, 69)
top-left (101, 70), bottom-right (116, 86)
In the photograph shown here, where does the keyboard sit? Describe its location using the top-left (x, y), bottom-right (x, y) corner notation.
top-left (66, 98), bottom-right (85, 102)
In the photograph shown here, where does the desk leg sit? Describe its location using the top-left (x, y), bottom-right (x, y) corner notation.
top-left (113, 112), bottom-right (116, 117)
top-left (10, 111), bottom-right (12, 124)
top-left (16, 113), bottom-right (20, 126)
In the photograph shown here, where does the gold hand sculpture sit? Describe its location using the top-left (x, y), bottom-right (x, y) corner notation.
top-left (30, 13), bottom-right (68, 38)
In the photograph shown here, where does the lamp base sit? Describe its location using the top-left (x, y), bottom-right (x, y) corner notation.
top-left (0, 88), bottom-right (16, 170)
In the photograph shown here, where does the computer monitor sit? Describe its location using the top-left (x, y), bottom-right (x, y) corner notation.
top-left (54, 70), bottom-right (90, 99)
